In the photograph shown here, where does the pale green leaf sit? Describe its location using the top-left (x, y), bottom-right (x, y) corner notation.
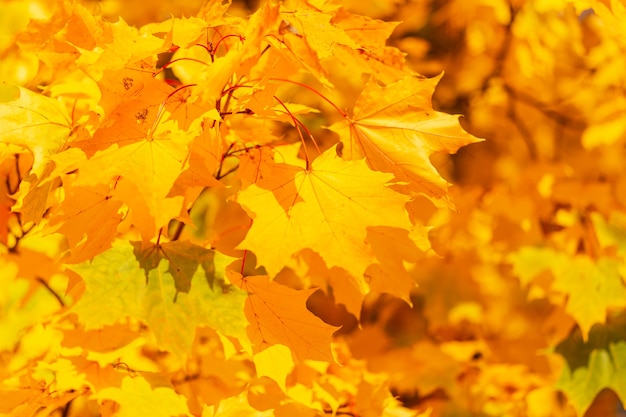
top-left (555, 314), bottom-right (626, 415)
top-left (69, 240), bottom-right (247, 358)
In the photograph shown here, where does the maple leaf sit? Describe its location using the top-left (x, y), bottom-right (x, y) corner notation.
top-left (253, 344), bottom-right (294, 391)
top-left (80, 17), bottom-right (166, 80)
top-left (291, 249), bottom-right (366, 318)
top-left (47, 183), bottom-right (123, 263)
top-left (229, 273), bottom-right (338, 362)
top-left (236, 145), bottom-right (412, 280)
top-left (69, 240), bottom-right (248, 358)
top-left (0, 373), bottom-right (83, 417)
top-left (92, 68), bottom-right (208, 145)
top-left (555, 313), bottom-right (626, 415)
top-left (8, 0), bottom-right (625, 416)
top-left (61, 68), bottom-right (206, 235)
top-left (144, 16), bottom-right (211, 52)
top-left (323, 8), bottom-right (413, 86)
top-left (74, 120), bottom-right (192, 235)
top-left (206, 391), bottom-right (274, 417)
top-left (0, 84), bottom-right (71, 178)
top-left (276, 2), bottom-right (409, 88)
top-left (330, 75), bottom-right (482, 205)
top-left (365, 226), bottom-right (428, 303)
top-left (511, 247), bottom-right (626, 338)
top-left (281, 2), bottom-right (359, 61)
top-left (62, 321), bottom-right (139, 353)
top-left (167, 121), bottom-right (224, 205)
top-left (13, 2), bottom-right (90, 75)
top-left (98, 375), bottom-right (190, 417)
top-left (88, 69), bottom-right (173, 148)
top-left (0, 375), bottom-right (44, 415)
top-left (181, 2), bottom-right (280, 106)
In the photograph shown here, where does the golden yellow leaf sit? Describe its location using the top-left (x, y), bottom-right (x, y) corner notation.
top-left (253, 344), bottom-right (295, 391)
top-left (0, 84), bottom-right (70, 177)
top-left (236, 145), bottom-right (412, 280)
top-left (98, 375), bottom-right (190, 417)
top-left (331, 75), bottom-right (482, 205)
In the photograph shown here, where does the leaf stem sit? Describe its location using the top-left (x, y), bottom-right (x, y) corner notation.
top-left (152, 58), bottom-right (209, 78)
top-left (268, 78), bottom-right (348, 118)
top-left (212, 34), bottom-right (245, 56)
top-left (273, 95), bottom-right (319, 169)
top-left (147, 83), bottom-right (197, 139)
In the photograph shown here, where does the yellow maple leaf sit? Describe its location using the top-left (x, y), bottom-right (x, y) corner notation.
top-left (253, 344), bottom-right (295, 391)
top-left (0, 84), bottom-right (71, 178)
top-left (281, 1), bottom-right (359, 61)
top-left (98, 376), bottom-right (189, 417)
top-left (236, 145), bottom-right (412, 280)
top-left (74, 131), bottom-right (190, 234)
top-left (331, 75), bottom-right (482, 206)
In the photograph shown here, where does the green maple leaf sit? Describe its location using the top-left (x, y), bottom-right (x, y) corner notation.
top-left (511, 247), bottom-right (626, 337)
top-left (555, 313), bottom-right (626, 416)
top-left (69, 240), bottom-right (247, 358)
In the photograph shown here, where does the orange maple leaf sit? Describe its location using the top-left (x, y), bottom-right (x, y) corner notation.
top-left (229, 272), bottom-right (337, 362)
top-left (48, 183), bottom-right (123, 263)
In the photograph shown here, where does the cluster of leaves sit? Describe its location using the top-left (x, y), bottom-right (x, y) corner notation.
top-left (1, 0), bottom-right (625, 417)
top-left (0, 0), bottom-right (476, 415)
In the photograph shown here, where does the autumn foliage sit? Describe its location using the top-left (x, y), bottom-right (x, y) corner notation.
top-left (1, 0), bottom-right (626, 416)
